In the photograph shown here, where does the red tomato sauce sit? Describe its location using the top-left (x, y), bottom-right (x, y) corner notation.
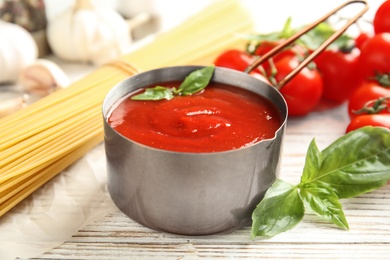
top-left (108, 82), bottom-right (282, 153)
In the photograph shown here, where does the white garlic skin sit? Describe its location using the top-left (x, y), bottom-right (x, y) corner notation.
top-left (47, 5), bottom-right (131, 65)
top-left (0, 21), bottom-right (38, 83)
top-left (0, 90), bottom-right (26, 118)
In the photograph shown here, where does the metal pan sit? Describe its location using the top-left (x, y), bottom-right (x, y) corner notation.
top-left (103, 66), bottom-right (287, 235)
top-left (102, 0), bottom-right (368, 235)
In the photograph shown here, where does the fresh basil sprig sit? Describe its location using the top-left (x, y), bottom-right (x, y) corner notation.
top-left (251, 126), bottom-right (390, 238)
top-left (131, 65), bottom-right (215, 101)
top-left (245, 18), bottom-right (354, 55)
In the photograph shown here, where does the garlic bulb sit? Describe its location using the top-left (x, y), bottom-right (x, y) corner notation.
top-left (0, 21), bottom-right (38, 83)
top-left (18, 59), bottom-right (70, 97)
top-left (47, 0), bottom-right (131, 65)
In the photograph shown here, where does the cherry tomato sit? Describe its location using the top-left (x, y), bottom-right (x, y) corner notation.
top-left (373, 0), bottom-right (390, 34)
top-left (214, 49), bottom-right (254, 71)
top-left (271, 55), bottom-right (324, 116)
top-left (346, 114), bottom-right (390, 133)
top-left (314, 48), bottom-right (361, 104)
top-left (358, 33), bottom-right (390, 81)
top-left (354, 32), bottom-right (373, 50)
top-left (253, 41), bottom-right (305, 70)
top-left (253, 41), bottom-right (280, 56)
top-left (253, 41), bottom-right (299, 58)
top-left (347, 80), bottom-right (390, 119)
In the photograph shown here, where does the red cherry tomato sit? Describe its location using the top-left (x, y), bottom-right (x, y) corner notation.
top-left (358, 33), bottom-right (390, 81)
top-left (272, 56), bottom-right (324, 116)
top-left (347, 81), bottom-right (390, 119)
top-left (254, 41), bottom-right (299, 57)
top-left (314, 48), bottom-right (361, 104)
top-left (254, 41), bottom-right (305, 70)
top-left (373, 0), bottom-right (390, 34)
top-left (214, 49), bottom-right (254, 71)
top-left (346, 114), bottom-right (390, 133)
top-left (354, 32), bottom-right (373, 50)
top-left (253, 41), bottom-right (280, 56)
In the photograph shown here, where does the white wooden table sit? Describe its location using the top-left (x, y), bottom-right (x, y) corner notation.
top-left (30, 103), bottom-right (390, 259)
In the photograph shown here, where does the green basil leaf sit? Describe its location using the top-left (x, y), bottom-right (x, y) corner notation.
top-left (315, 179), bottom-right (387, 200)
top-left (131, 86), bottom-right (174, 101)
top-left (300, 184), bottom-right (348, 230)
top-left (178, 65), bottom-right (215, 95)
top-left (302, 126), bottom-right (390, 199)
top-left (245, 19), bottom-right (354, 54)
top-left (295, 22), bottom-right (354, 50)
top-left (251, 179), bottom-right (304, 238)
top-left (279, 17), bottom-right (295, 39)
top-left (300, 139), bottom-right (322, 183)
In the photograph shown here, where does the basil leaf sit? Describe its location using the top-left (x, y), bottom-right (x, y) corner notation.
top-left (279, 17), bottom-right (295, 39)
top-left (300, 184), bottom-right (348, 230)
top-left (304, 126), bottom-right (390, 199)
top-left (251, 179), bottom-right (304, 238)
top-left (178, 65), bottom-right (215, 95)
top-left (245, 19), bottom-right (354, 55)
top-left (251, 126), bottom-right (390, 239)
top-left (300, 139), bottom-right (322, 184)
top-left (298, 22), bottom-right (350, 50)
top-left (131, 86), bottom-right (173, 101)
top-left (131, 66), bottom-right (215, 101)
top-left (316, 179), bottom-right (387, 201)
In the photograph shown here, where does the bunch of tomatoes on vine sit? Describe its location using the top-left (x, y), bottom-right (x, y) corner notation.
top-left (213, 0), bottom-right (390, 133)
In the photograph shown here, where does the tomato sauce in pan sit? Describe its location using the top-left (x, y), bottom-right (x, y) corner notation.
top-left (108, 82), bottom-right (282, 153)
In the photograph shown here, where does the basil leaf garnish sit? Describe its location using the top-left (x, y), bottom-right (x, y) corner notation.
top-left (300, 138), bottom-right (322, 183)
top-left (252, 126), bottom-right (390, 238)
top-left (251, 179), bottom-right (304, 238)
top-left (131, 86), bottom-right (174, 100)
top-left (178, 65), bottom-right (215, 95)
top-left (131, 66), bottom-right (215, 101)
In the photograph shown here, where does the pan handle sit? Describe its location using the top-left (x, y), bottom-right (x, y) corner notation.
top-left (244, 0), bottom-right (369, 90)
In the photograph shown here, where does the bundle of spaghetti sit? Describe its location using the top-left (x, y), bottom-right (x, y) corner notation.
top-left (0, 0), bottom-right (254, 217)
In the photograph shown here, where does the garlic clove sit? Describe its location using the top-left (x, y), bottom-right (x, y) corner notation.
top-left (127, 12), bottom-right (152, 31)
top-left (18, 59), bottom-right (70, 98)
top-left (0, 89), bottom-right (26, 119)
